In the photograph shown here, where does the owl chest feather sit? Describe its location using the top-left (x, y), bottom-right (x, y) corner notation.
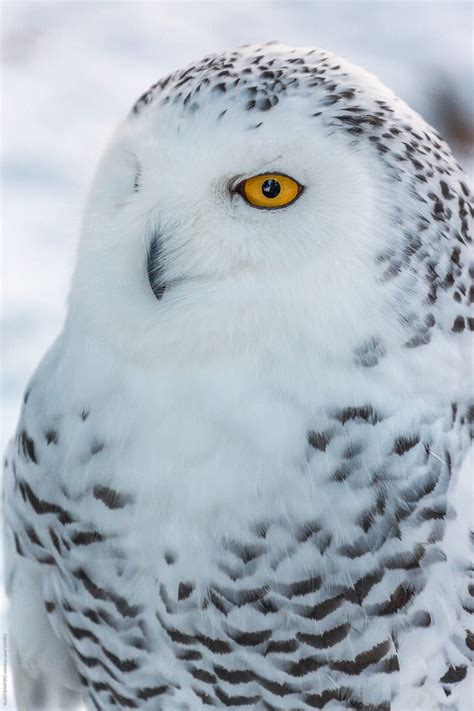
top-left (7, 339), bottom-right (471, 709)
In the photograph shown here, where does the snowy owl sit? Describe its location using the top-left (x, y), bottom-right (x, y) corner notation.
top-left (4, 43), bottom-right (473, 711)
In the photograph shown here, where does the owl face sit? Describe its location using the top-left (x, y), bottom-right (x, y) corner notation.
top-left (68, 44), bottom-right (464, 371)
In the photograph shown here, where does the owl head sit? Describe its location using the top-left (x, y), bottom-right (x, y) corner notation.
top-left (67, 43), bottom-right (471, 381)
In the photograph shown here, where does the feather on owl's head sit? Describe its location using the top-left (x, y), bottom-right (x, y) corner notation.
top-left (68, 43), bottom-right (471, 376)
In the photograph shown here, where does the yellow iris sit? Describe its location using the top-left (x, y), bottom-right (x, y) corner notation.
top-left (239, 173), bottom-right (303, 209)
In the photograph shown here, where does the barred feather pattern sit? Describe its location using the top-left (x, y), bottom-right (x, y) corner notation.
top-left (4, 378), bottom-right (472, 710)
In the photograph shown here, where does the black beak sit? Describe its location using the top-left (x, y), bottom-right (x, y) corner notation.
top-left (147, 235), bottom-right (167, 300)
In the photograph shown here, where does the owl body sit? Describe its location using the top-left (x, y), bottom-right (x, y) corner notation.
top-left (4, 43), bottom-right (473, 710)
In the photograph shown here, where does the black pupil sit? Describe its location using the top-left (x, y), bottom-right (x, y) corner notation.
top-left (262, 179), bottom-right (281, 198)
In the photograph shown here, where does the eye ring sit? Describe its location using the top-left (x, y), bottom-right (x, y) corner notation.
top-left (234, 172), bottom-right (304, 210)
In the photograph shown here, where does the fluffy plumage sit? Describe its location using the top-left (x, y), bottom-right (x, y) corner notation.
top-left (4, 43), bottom-right (473, 710)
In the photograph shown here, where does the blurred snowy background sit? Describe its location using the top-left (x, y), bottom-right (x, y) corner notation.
top-left (0, 1), bottom-right (472, 708)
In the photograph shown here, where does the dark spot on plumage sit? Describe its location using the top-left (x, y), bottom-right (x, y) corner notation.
top-left (137, 686), bottom-right (169, 700)
top-left (190, 666), bottom-right (217, 684)
top-left (452, 315), bottom-right (465, 332)
top-left (177, 649), bottom-right (201, 661)
top-left (353, 336), bottom-right (386, 368)
top-left (343, 569), bottom-right (384, 605)
top-left (93, 485), bottom-right (132, 509)
top-left (300, 594), bottom-right (344, 621)
top-left (228, 628), bottom-right (271, 647)
top-left (304, 688), bottom-right (351, 709)
top-left (67, 623), bottom-right (99, 644)
top-left (392, 434), bottom-right (420, 455)
top-left (332, 461), bottom-right (354, 482)
top-left (80, 408), bottom-right (90, 421)
top-left (178, 582), bottom-right (194, 601)
top-left (331, 639), bottom-right (391, 675)
top-left (214, 666), bottom-right (256, 684)
top-left (338, 536), bottom-right (372, 558)
top-left (38, 555), bottom-right (55, 565)
top-left (369, 584), bottom-right (415, 616)
top-left (296, 519), bottom-right (321, 542)
top-left (83, 608), bottom-right (100, 624)
top-left (227, 541), bottom-right (264, 564)
top-left (19, 430), bottom-right (37, 464)
top-left (44, 600), bottom-right (55, 613)
top-left (193, 688), bottom-right (215, 705)
top-left (44, 429), bottom-right (58, 445)
top-left (282, 655), bottom-right (323, 677)
top-left (90, 439), bottom-right (105, 456)
top-left (74, 568), bottom-right (107, 600)
top-left (25, 526), bottom-right (43, 547)
top-left (20, 480), bottom-right (73, 524)
top-left (254, 596), bottom-right (279, 615)
top-left (113, 595), bottom-right (140, 618)
top-left (427, 520), bottom-right (446, 543)
top-left (307, 430), bottom-right (330, 451)
top-left (72, 530), bottom-right (104, 546)
top-left (256, 676), bottom-right (295, 697)
top-left (264, 638), bottom-right (298, 655)
top-left (440, 665), bottom-right (467, 684)
top-left (298, 623), bottom-right (351, 649)
top-left (217, 109), bottom-right (227, 120)
top-left (384, 544), bottom-right (425, 570)
top-left (281, 576), bottom-right (322, 599)
top-left (314, 530), bottom-right (332, 554)
top-left (377, 655), bottom-right (400, 673)
top-left (214, 686), bottom-right (260, 707)
top-left (164, 551), bottom-right (175, 565)
top-left (207, 588), bottom-right (230, 616)
top-left (101, 646), bottom-right (139, 673)
top-left (48, 526), bottom-right (61, 553)
top-left (197, 634), bottom-right (231, 654)
top-left (418, 502), bottom-right (447, 521)
top-left (335, 405), bottom-right (381, 425)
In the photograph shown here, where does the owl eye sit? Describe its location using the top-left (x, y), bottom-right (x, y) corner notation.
top-left (236, 173), bottom-right (303, 209)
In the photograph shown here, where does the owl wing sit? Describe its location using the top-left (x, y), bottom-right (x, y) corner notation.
top-left (3, 439), bottom-right (84, 711)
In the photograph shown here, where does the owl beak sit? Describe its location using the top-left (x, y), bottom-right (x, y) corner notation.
top-left (147, 235), bottom-right (166, 300)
